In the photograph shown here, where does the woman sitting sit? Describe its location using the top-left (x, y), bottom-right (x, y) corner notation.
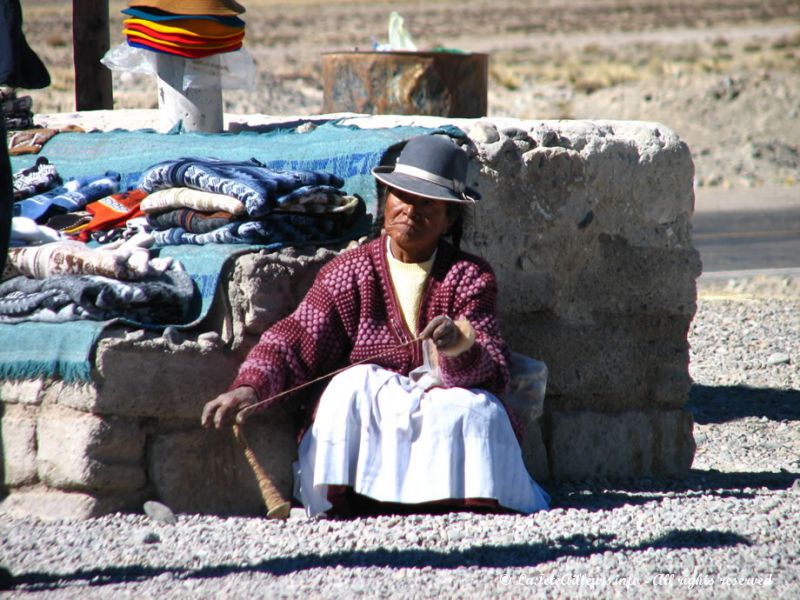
top-left (201, 134), bottom-right (550, 517)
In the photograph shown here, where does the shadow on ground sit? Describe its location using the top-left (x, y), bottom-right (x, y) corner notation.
top-left (688, 384), bottom-right (800, 424)
top-left (546, 469), bottom-right (800, 512)
top-left (5, 528), bottom-right (749, 591)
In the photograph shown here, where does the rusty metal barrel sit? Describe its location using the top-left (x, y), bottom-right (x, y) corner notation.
top-left (321, 51), bottom-right (488, 117)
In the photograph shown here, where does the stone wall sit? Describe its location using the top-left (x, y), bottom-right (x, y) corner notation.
top-left (0, 116), bottom-right (700, 519)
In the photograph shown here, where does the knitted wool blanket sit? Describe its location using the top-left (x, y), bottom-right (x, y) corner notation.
top-left (152, 195), bottom-right (365, 246)
top-left (0, 268), bottom-right (194, 324)
top-left (139, 156), bottom-right (344, 218)
top-left (13, 171), bottom-right (121, 223)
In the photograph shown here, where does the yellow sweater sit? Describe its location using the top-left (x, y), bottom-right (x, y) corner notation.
top-left (386, 239), bottom-right (435, 336)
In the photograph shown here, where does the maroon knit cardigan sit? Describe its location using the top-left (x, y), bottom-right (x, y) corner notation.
top-left (230, 234), bottom-right (512, 413)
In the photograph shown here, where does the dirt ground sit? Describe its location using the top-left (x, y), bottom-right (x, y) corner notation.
top-left (16, 0), bottom-right (800, 191)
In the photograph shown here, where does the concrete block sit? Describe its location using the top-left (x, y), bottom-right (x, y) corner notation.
top-left (520, 420), bottom-right (549, 482)
top-left (149, 405), bottom-right (297, 515)
top-left (0, 488), bottom-right (131, 520)
top-left (36, 405), bottom-right (146, 492)
top-left (0, 379), bottom-right (44, 405)
top-left (227, 246), bottom-right (342, 350)
top-left (1, 404), bottom-right (38, 487)
top-left (507, 315), bottom-right (692, 412)
top-left (93, 339), bottom-right (240, 420)
top-left (41, 380), bottom-right (99, 413)
top-left (546, 409), bottom-right (695, 480)
top-left (575, 236), bottom-right (701, 317)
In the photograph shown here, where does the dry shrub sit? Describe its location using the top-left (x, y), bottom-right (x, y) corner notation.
top-left (772, 30), bottom-right (800, 49)
top-left (45, 33), bottom-right (69, 48)
top-left (490, 66), bottom-right (521, 91)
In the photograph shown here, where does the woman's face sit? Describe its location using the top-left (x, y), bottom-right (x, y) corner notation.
top-left (383, 187), bottom-right (454, 263)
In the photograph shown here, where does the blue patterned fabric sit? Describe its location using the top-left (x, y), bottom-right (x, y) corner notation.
top-left (139, 157), bottom-right (345, 217)
top-left (152, 197), bottom-right (366, 246)
top-left (13, 171), bottom-right (121, 223)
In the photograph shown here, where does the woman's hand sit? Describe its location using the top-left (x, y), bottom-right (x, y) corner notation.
top-left (201, 386), bottom-right (258, 430)
top-left (420, 315), bottom-right (461, 351)
top-left (420, 315), bottom-right (476, 357)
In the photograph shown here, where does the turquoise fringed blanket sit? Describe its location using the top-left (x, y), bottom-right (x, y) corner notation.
top-left (0, 320), bottom-right (106, 383)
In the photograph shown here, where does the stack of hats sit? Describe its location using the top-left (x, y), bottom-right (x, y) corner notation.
top-left (122, 0), bottom-right (246, 59)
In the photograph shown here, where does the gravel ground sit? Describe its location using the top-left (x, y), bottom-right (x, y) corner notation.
top-left (1, 276), bottom-right (797, 599)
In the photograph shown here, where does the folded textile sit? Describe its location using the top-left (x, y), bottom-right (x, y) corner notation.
top-left (75, 189), bottom-right (148, 241)
top-left (146, 208), bottom-right (238, 233)
top-left (9, 216), bottom-right (62, 247)
top-left (13, 171), bottom-right (122, 223)
top-left (4, 113), bottom-right (34, 130)
top-left (8, 127), bottom-right (59, 156)
top-left (275, 187), bottom-right (361, 213)
top-left (46, 212), bottom-right (93, 232)
top-left (12, 156), bottom-right (62, 200)
top-left (152, 196), bottom-right (366, 246)
top-left (1, 93), bottom-right (31, 113)
top-left (139, 157), bottom-right (344, 217)
top-left (0, 268), bottom-right (195, 325)
top-left (140, 187), bottom-right (245, 216)
top-left (0, 320), bottom-right (109, 381)
top-left (6, 236), bottom-right (170, 281)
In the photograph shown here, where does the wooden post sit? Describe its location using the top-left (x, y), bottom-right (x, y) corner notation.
top-left (72, 0), bottom-right (113, 111)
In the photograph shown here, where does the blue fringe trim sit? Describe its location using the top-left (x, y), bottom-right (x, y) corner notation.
top-left (0, 359), bottom-right (92, 383)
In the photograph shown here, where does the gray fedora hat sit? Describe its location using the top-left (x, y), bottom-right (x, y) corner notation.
top-left (372, 135), bottom-right (480, 203)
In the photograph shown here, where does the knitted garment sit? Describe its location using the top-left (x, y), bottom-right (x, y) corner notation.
top-left (141, 187), bottom-right (246, 216)
top-left (13, 171), bottom-right (121, 223)
top-left (45, 212), bottom-right (92, 232)
top-left (1, 92), bottom-right (31, 113)
top-left (231, 235), bottom-right (511, 412)
top-left (275, 187), bottom-right (356, 213)
top-left (8, 216), bottom-right (61, 247)
top-left (146, 208), bottom-right (237, 234)
top-left (0, 268), bottom-right (194, 324)
top-left (6, 240), bottom-right (165, 281)
top-left (385, 240), bottom-right (435, 336)
top-left (75, 189), bottom-right (147, 241)
top-left (12, 156), bottom-right (62, 200)
top-left (138, 157), bottom-right (344, 217)
top-left (8, 127), bottom-right (58, 156)
top-left (151, 198), bottom-right (365, 246)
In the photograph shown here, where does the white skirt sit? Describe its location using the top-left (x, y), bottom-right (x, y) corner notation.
top-left (293, 363), bottom-right (550, 516)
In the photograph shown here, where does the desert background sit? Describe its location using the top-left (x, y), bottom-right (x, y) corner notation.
top-left (16, 0), bottom-right (800, 193)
